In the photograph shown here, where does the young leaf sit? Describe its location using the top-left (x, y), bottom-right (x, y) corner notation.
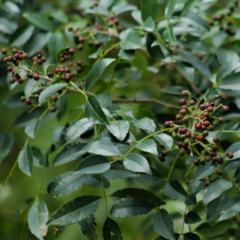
top-left (85, 58), bottom-right (115, 91)
top-left (0, 131), bottom-right (14, 164)
top-left (178, 49), bottom-right (211, 79)
top-left (216, 60), bottom-right (240, 82)
top-left (85, 95), bottom-right (110, 125)
top-left (47, 196), bottom-right (101, 226)
top-left (193, 162), bottom-right (218, 180)
top-left (203, 179), bottom-right (233, 205)
top-left (65, 118), bottom-right (93, 142)
top-left (141, 0), bottom-right (159, 21)
top-left (39, 83), bottom-right (68, 106)
top-left (153, 209), bottom-right (175, 240)
top-left (110, 197), bottom-right (154, 217)
top-left (166, 0), bottom-right (177, 22)
top-left (52, 143), bottom-right (86, 166)
top-left (181, 0), bottom-right (197, 17)
top-left (142, 17), bottom-right (155, 32)
top-left (134, 118), bottom-right (156, 132)
top-left (78, 215), bottom-right (98, 240)
top-left (183, 11), bottom-right (209, 30)
top-left (28, 199), bottom-right (49, 240)
top-left (25, 121), bottom-right (39, 139)
top-left (103, 217), bottom-right (123, 240)
top-left (84, 141), bottom-right (121, 156)
top-left (164, 180), bottom-right (188, 201)
top-left (135, 139), bottom-right (158, 155)
top-left (18, 144), bottom-right (33, 176)
top-left (121, 30), bottom-right (141, 50)
top-left (75, 155), bottom-right (111, 174)
top-left (195, 220), bottom-right (232, 237)
top-left (107, 120), bottom-right (130, 141)
top-left (124, 153), bottom-right (152, 175)
top-left (184, 212), bottom-right (201, 224)
top-left (153, 134), bottom-right (173, 150)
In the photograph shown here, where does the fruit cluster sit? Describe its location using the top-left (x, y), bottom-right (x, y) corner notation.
top-left (158, 90), bottom-right (233, 168)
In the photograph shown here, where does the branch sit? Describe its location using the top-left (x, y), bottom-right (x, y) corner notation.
top-left (112, 98), bottom-right (181, 109)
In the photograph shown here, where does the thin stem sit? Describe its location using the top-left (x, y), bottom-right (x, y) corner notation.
top-left (94, 124), bottom-right (98, 139)
top-left (221, 165), bottom-right (240, 192)
top-left (37, 168), bottom-right (47, 198)
top-left (100, 174), bottom-right (108, 218)
top-left (70, 81), bottom-right (87, 99)
top-left (166, 153), bottom-right (179, 183)
top-left (99, 41), bottom-right (122, 60)
top-left (181, 205), bottom-right (187, 235)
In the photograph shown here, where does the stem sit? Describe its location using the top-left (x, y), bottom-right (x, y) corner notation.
top-left (221, 165), bottom-right (240, 192)
top-left (37, 168), bottom-right (47, 198)
top-left (181, 205), bottom-right (187, 235)
top-left (94, 124), bottom-right (98, 139)
top-left (166, 153), bottom-right (179, 183)
top-left (99, 41), bottom-right (122, 60)
top-left (70, 81), bottom-right (87, 99)
top-left (100, 174), bottom-right (108, 218)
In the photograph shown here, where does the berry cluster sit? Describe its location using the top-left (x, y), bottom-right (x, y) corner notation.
top-left (158, 90), bottom-right (233, 170)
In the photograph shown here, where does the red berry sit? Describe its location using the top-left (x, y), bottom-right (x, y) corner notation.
top-left (77, 44), bottom-right (83, 51)
top-left (200, 115), bottom-right (205, 120)
top-left (180, 128), bottom-right (188, 134)
top-left (207, 106), bottom-right (213, 112)
top-left (206, 157), bottom-right (212, 162)
top-left (181, 105), bottom-right (188, 110)
top-left (178, 142), bottom-right (183, 148)
top-left (199, 104), bottom-right (206, 110)
top-left (7, 66), bottom-right (13, 72)
top-left (203, 121), bottom-right (210, 127)
top-left (77, 60), bottom-right (83, 66)
top-left (69, 49), bottom-right (75, 54)
top-left (113, 19), bottom-right (120, 25)
top-left (212, 145), bottom-right (218, 152)
top-left (109, 15), bottom-right (115, 20)
top-left (210, 151), bottom-right (217, 157)
top-left (79, 37), bottom-right (85, 43)
top-left (204, 112), bottom-right (209, 117)
top-left (213, 136), bottom-right (219, 143)
top-left (52, 96), bottom-right (58, 102)
top-left (193, 159), bottom-right (200, 166)
top-left (223, 106), bottom-right (229, 112)
top-left (25, 99), bottom-right (32, 105)
top-left (93, 1), bottom-right (98, 6)
top-left (97, 25), bottom-right (103, 30)
top-left (179, 99), bottom-right (187, 105)
top-left (1, 48), bottom-right (7, 54)
top-left (9, 78), bottom-right (15, 84)
top-left (17, 78), bottom-right (24, 84)
top-left (181, 117), bottom-right (189, 123)
top-left (197, 135), bottom-right (205, 142)
top-left (33, 74), bottom-right (39, 80)
top-left (205, 182), bottom-right (211, 187)
top-left (77, 67), bottom-right (82, 73)
top-left (180, 109), bottom-right (187, 115)
top-left (185, 132), bottom-right (191, 138)
top-left (227, 152), bottom-right (234, 159)
top-left (164, 121), bottom-right (171, 128)
top-left (195, 123), bottom-right (202, 130)
top-left (189, 100), bottom-right (195, 106)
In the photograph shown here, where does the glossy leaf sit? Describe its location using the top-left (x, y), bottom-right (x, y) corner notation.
top-left (184, 212), bottom-right (201, 224)
top-left (0, 131), bottom-right (14, 164)
top-left (146, 33), bottom-right (164, 59)
top-left (47, 196), bottom-right (101, 226)
top-left (28, 199), bottom-right (49, 240)
top-left (216, 60), bottom-right (240, 82)
top-left (25, 121), bottom-right (39, 139)
top-left (18, 144), bottom-right (33, 176)
top-left (203, 179), bottom-right (233, 205)
top-left (85, 95), bottom-right (110, 125)
top-left (84, 141), bottom-right (121, 156)
top-left (39, 83), bottom-right (68, 106)
top-left (86, 174), bottom-right (110, 189)
top-left (181, 0), bottom-right (197, 16)
top-left (103, 217), bottom-right (123, 240)
top-left (52, 143), bottom-right (86, 166)
top-left (11, 25), bottom-right (34, 47)
top-left (164, 181), bottom-right (188, 201)
top-left (135, 139), bottom-right (158, 155)
top-left (141, 0), bottom-right (159, 21)
top-left (121, 30), bottom-right (141, 50)
top-left (75, 155), bottom-right (111, 174)
top-left (78, 215), bottom-right (98, 240)
top-left (193, 162), bottom-right (218, 180)
top-left (124, 153), bottom-right (152, 175)
top-left (153, 209), bottom-right (175, 240)
top-left (153, 134), bottom-right (173, 150)
top-left (48, 32), bottom-right (65, 63)
top-left (65, 118), bottom-right (93, 142)
top-left (107, 120), bottom-right (130, 141)
top-left (224, 142), bottom-right (240, 160)
top-left (166, 0), bottom-right (177, 22)
top-left (134, 118), bottom-right (156, 132)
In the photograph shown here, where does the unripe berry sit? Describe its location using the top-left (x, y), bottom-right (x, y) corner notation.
top-left (180, 128), bottom-right (187, 134)
top-left (218, 117), bottom-right (224, 123)
top-left (182, 90), bottom-right (189, 96)
top-left (49, 106), bottom-right (56, 112)
top-left (178, 142), bottom-right (183, 148)
top-left (213, 136), bottom-right (219, 143)
top-left (203, 121), bottom-right (210, 127)
top-left (202, 130), bottom-right (209, 136)
top-left (1, 48), bottom-right (7, 54)
top-left (181, 116), bottom-right (189, 123)
top-left (176, 114), bottom-right (181, 120)
top-left (195, 123), bottom-right (202, 130)
top-left (223, 106), bottom-right (229, 112)
top-left (20, 96), bottom-right (25, 102)
top-left (179, 99), bottom-right (187, 105)
top-left (33, 74), bottom-right (39, 80)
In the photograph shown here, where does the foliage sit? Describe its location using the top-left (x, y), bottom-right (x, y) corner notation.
top-left (1, 0), bottom-right (240, 239)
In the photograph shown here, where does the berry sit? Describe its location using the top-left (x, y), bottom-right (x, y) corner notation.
top-left (158, 154), bottom-right (165, 162)
top-left (176, 114), bottom-right (181, 120)
top-left (12, 48), bottom-right (18, 53)
top-left (180, 128), bottom-right (187, 134)
top-left (17, 78), bottom-right (24, 84)
top-left (178, 142), bottom-right (183, 148)
top-left (180, 109), bottom-right (187, 115)
top-left (77, 44), bottom-right (83, 50)
top-left (79, 37), bottom-right (85, 43)
top-left (205, 182), bottom-right (211, 187)
top-left (227, 152), bottom-right (234, 159)
top-left (203, 121), bottom-right (210, 127)
top-left (37, 59), bottom-right (42, 65)
top-left (97, 25), bottom-right (103, 30)
top-left (189, 100), bottom-right (195, 106)
top-left (210, 102), bottom-right (215, 107)
top-left (217, 170), bottom-right (222, 176)
top-left (66, 46), bottom-right (70, 51)
top-left (1, 48), bottom-right (7, 54)
top-left (33, 74), bottom-right (39, 80)
top-left (213, 136), bottom-right (219, 143)
top-left (113, 19), bottom-right (120, 25)
top-left (77, 60), bottom-right (83, 66)
top-left (164, 121), bottom-right (171, 128)
top-left (77, 67), bottom-right (82, 73)
top-left (182, 90), bottom-right (189, 96)
top-left (207, 106), bottom-right (213, 112)
top-left (200, 115), bottom-right (205, 120)
top-left (223, 106), bottom-right (229, 112)
top-left (13, 58), bottom-right (17, 63)
top-left (218, 117), bottom-right (224, 123)
top-left (206, 157), bottom-right (212, 162)
top-left (195, 123), bottom-right (202, 130)
top-left (179, 99), bottom-right (186, 105)
top-left (204, 112), bottom-right (209, 117)
top-left (199, 104), bottom-right (206, 110)
top-left (210, 151), bottom-right (217, 157)
top-left (52, 96), bottom-right (58, 102)
top-left (9, 78), bottom-right (15, 84)
top-left (20, 96), bottom-right (25, 102)
top-left (37, 54), bottom-right (42, 59)
top-left (69, 49), bottom-right (75, 54)
top-left (109, 15), bottom-right (115, 20)
top-left (202, 130), bottom-right (209, 136)
top-left (197, 135), bottom-right (205, 142)
top-left (181, 117), bottom-right (189, 123)
top-left (185, 132), bottom-right (191, 138)
top-left (7, 66), bottom-right (13, 72)
top-left (193, 159), bottom-right (200, 166)
top-left (93, 1), bottom-right (98, 6)
top-left (49, 106), bottom-right (56, 112)
top-left (162, 151), bottom-right (168, 156)
top-left (25, 99), bottom-right (32, 105)
top-left (57, 89), bottom-right (63, 94)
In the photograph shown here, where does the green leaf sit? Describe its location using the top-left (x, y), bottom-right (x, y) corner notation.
top-left (142, 17), bottom-right (155, 32)
top-left (178, 49), bottom-right (211, 80)
top-left (28, 199), bottom-right (49, 240)
top-left (110, 197), bottom-right (154, 217)
top-left (124, 153), bottom-right (152, 175)
top-left (75, 155), bottom-right (111, 174)
top-left (86, 174), bottom-right (110, 189)
top-left (107, 120), bottom-right (130, 141)
top-left (141, 0), bottom-right (159, 21)
top-left (225, 142), bottom-right (240, 160)
top-left (0, 17), bottom-right (18, 34)
top-left (183, 233), bottom-right (200, 240)
top-left (134, 118), bottom-right (156, 132)
top-left (166, 0), bottom-right (177, 22)
top-left (85, 95), bottom-right (110, 125)
top-left (153, 209), bottom-right (175, 240)
top-left (177, 62), bottom-right (194, 82)
top-left (161, 86), bottom-right (186, 95)
top-left (65, 118), bottom-right (93, 142)
top-left (219, 72), bottom-right (240, 91)
top-left (39, 83), bottom-right (68, 106)
top-left (112, 3), bottom-right (137, 16)
top-left (217, 197), bottom-right (240, 222)
top-left (203, 179), bottom-right (233, 205)
top-left (3, 92), bottom-right (26, 108)
top-left (234, 166), bottom-right (240, 179)
top-left (11, 25), bottom-right (35, 47)
top-left (25, 121), bottom-right (39, 139)
top-left (111, 188), bottom-right (164, 207)
top-left (195, 220), bottom-right (232, 237)
top-left (181, 0), bottom-right (197, 17)
top-left (193, 162), bottom-right (218, 180)
top-left (207, 87), bottom-right (219, 99)
top-left (18, 144), bottom-right (33, 176)
top-left (23, 12), bottom-right (53, 31)
top-left (84, 141), bottom-right (121, 156)
top-left (118, 49), bottom-right (135, 61)
top-left (48, 32), bottom-right (65, 63)
top-left (132, 168), bottom-right (162, 183)
top-left (78, 215), bottom-right (98, 240)
top-left (51, 10), bottom-right (68, 23)
top-left (164, 180), bottom-right (188, 201)
top-left (153, 134), bottom-right (173, 150)
top-left (47, 196), bottom-right (101, 226)
top-left (85, 58), bottom-right (115, 91)
top-left (103, 217), bottom-right (123, 240)
top-left (135, 139), bottom-right (158, 155)
top-left (146, 33), bottom-right (164, 59)
top-left (52, 143), bottom-right (86, 166)
top-left (216, 60), bottom-right (240, 82)
top-left (184, 212), bottom-right (201, 224)
top-left (121, 30), bottom-right (142, 50)
top-left (0, 131), bottom-right (14, 164)
top-left (167, 23), bottom-right (175, 43)
top-left (183, 11), bottom-right (209, 30)
top-left (216, 49), bottom-right (239, 65)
